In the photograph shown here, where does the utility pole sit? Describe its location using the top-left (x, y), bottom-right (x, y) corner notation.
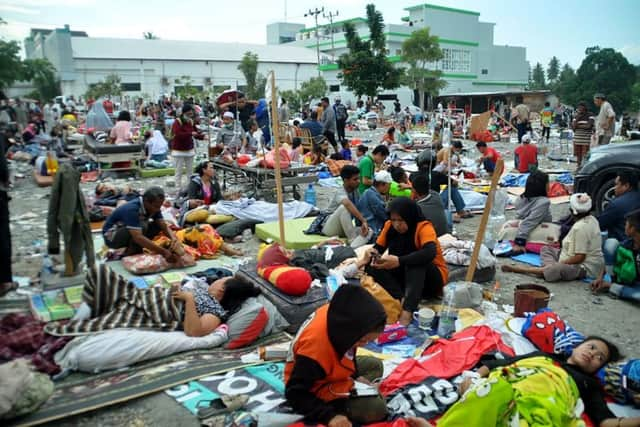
top-left (323, 9), bottom-right (339, 60)
top-left (305, 7), bottom-right (324, 76)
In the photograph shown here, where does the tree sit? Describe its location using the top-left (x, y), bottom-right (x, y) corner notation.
top-left (298, 76), bottom-right (327, 104)
top-left (566, 47), bottom-right (636, 112)
top-left (237, 51), bottom-right (266, 100)
top-left (143, 32), bottom-right (159, 40)
top-left (547, 56), bottom-right (560, 84)
top-left (22, 58), bottom-right (60, 101)
top-left (531, 62), bottom-right (547, 90)
top-left (85, 73), bottom-right (122, 100)
top-left (400, 27), bottom-right (445, 111)
top-left (174, 75), bottom-right (200, 99)
top-left (337, 4), bottom-right (403, 100)
top-left (0, 39), bottom-right (23, 91)
top-left (555, 63), bottom-right (577, 103)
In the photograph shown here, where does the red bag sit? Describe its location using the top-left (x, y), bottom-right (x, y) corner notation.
top-left (547, 182), bottom-right (569, 197)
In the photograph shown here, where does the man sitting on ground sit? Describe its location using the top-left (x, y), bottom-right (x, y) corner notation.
top-left (322, 165), bottom-right (372, 248)
top-left (102, 186), bottom-right (179, 262)
top-left (514, 134), bottom-right (538, 173)
top-left (411, 173), bottom-right (448, 237)
top-left (358, 171), bottom-right (392, 235)
top-left (598, 171), bottom-right (640, 242)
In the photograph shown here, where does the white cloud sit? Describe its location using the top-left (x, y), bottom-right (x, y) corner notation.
top-left (3, 0), bottom-right (96, 7)
top-left (0, 5), bottom-right (40, 15)
top-left (621, 45), bottom-right (640, 65)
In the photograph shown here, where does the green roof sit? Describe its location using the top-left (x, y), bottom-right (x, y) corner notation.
top-left (404, 3), bottom-right (480, 16)
top-left (299, 17), bottom-right (367, 34)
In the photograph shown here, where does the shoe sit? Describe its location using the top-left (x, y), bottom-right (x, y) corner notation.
top-left (350, 229), bottom-right (374, 248)
top-left (197, 394), bottom-right (249, 419)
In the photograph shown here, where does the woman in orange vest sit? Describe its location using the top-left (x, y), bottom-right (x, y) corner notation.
top-left (284, 284), bottom-right (387, 426)
top-left (366, 197), bottom-right (448, 326)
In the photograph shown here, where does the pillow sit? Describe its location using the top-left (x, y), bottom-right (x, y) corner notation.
top-left (185, 208), bottom-right (209, 224)
top-left (256, 295), bottom-right (290, 334)
top-left (225, 298), bottom-right (269, 349)
top-left (206, 214), bottom-right (234, 225)
top-left (257, 243), bottom-right (290, 269)
top-left (259, 265), bottom-right (312, 296)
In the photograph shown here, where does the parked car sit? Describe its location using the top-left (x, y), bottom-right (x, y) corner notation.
top-left (574, 141), bottom-right (640, 213)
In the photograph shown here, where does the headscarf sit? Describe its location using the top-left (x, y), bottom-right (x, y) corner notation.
top-left (385, 197), bottom-right (425, 257)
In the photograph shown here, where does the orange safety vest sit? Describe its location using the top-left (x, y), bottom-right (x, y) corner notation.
top-left (284, 305), bottom-right (355, 402)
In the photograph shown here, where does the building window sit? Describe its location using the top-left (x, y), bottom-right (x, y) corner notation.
top-left (329, 85), bottom-right (340, 92)
top-left (481, 69), bottom-right (488, 75)
top-left (121, 82), bottom-right (141, 91)
top-left (439, 48), bottom-right (471, 73)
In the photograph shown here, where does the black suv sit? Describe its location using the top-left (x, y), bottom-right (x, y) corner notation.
top-left (574, 141), bottom-right (640, 213)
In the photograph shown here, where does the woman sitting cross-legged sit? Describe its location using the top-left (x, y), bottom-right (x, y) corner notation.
top-left (408, 337), bottom-right (639, 427)
top-left (365, 197), bottom-right (448, 326)
top-left (502, 193), bottom-right (604, 282)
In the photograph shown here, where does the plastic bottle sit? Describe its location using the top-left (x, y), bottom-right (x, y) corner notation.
top-left (41, 254), bottom-right (55, 282)
top-left (437, 284), bottom-right (458, 338)
top-left (304, 184), bottom-right (316, 206)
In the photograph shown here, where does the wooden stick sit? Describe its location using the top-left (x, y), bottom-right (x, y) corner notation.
top-left (465, 158), bottom-right (504, 282)
top-left (268, 72), bottom-right (286, 247)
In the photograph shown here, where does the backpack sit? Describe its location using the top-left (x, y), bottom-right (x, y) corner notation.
top-left (334, 104), bottom-right (348, 121)
top-left (614, 245), bottom-right (637, 284)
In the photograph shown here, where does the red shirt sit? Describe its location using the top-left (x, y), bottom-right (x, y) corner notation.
top-left (514, 143), bottom-right (538, 173)
top-left (103, 100), bottom-right (114, 114)
top-left (485, 146), bottom-right (501, 162)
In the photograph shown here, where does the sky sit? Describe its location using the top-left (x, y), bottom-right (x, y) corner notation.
top-left (1, 0), bottom-right (639, 70)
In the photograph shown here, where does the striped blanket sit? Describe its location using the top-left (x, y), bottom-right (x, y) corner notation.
top-left (45, 263), bottom-right (184, 336)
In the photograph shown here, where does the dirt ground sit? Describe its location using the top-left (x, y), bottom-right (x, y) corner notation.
top-left (5, 129), bottom-right (639, 426)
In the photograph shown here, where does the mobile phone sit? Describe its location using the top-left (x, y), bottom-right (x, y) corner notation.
top-left (370, 252), bottom-right (380, 264)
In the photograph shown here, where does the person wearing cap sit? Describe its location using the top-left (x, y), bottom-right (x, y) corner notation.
top-left (284, 284), bottom-right (388, 426)
top-left (333, 97), bottom-right (348, 143)
top-left (502, 193), bottom-right (604, 282)
top-left (219, 94), bottom-right (258, 132)
top-left (357, 170), bottom-right (392, 235)
top-left (215, 111), bottom-right (246, 158)
top-left (172, 103), bottom-right (205, 190)
top-left (514, 133), bottom-right (538, 173)
top-left (594, 93), bottom-right (616, 146)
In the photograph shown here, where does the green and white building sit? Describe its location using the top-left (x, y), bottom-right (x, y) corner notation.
top-left (268, 3), bottom-right (529, 102)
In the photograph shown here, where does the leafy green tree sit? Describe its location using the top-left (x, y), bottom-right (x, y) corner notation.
top-left (0, 39), bottom-right (24, 91)
top-left (555, 63), bottom-right (576, 103)
top-left (400, 27), bottom-right (445, 110)
top-left (279, 89), bottom-right (300, 113)
top-left (630, 81), bottom-right (640, 113)
top-left (237, 51), bottom-right (266, 100)
top-left (337, 4), bottom-right (403, 100)
top-left (566, 47), bottom-right (636, 112)
top-left (298, 76), bottom-right (327, 103)
top-left (85, 73), bottom-right (122, 100)
top-left (531, 62), bottom-right (547, 90)
top-left (547, 56), bottom-right (560, 84)
top-left (174, 75), bottom-right (200, 99)
top-left (143, 32), bottom-right (159, 40)
top-left (22, 59), bottom-right (60, 101)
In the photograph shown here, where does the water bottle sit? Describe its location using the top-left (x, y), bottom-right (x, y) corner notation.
top-left (437, 284), bottom-right (458, 338)
top-left (41, 254), bottom-right (55, 282)
top-left (304, 184), bottom-right (316, 206)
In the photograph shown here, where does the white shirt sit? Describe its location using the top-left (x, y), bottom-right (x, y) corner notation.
top-left (596, 101), bottom-right (615, 136)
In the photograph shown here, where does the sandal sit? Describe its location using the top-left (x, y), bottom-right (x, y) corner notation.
top-left (197, 394), bottom-right (249, 419)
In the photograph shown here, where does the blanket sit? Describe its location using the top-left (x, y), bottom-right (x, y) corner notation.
top-left (213, 198), bottom-right (313, 223)
top-left (45, 263), bottom-right (183, 336)
top-left (438, 235), bottom-right (496, 269)
top-left (438, 356), bottom-right (584, 427)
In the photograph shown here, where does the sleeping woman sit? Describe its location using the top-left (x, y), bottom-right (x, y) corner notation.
top-left (46, 264), bottom-right (260, 337)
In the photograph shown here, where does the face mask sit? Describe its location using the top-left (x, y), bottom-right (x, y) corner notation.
top-left (224, 122), bottom-right (234, 130)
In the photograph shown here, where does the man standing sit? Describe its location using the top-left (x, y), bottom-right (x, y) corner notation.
top-left (594, 93), bottom-right (616, 146)
top-left (320, 97), bottom-right (338, 153)
top-left (322, 165), bottom-right (372, 248)
top-left (220, 94), bottom-right (258, 132)
top-left (278, 98), bottom-right (289, 124)
top-left (333, 97), bottom-right (348, 143)
top-left (513, 102), bottom-right (530, 143)
top-left (358, 144), bottom-right (390, 194)
top-left (540, 102), bottom-right (553, 143)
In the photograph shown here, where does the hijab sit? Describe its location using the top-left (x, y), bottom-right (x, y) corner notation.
top-left (386, 197), bottom-right (425, 257)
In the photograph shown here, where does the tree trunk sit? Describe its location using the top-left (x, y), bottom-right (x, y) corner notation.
top-left (418, 89), bottom-right (425, 111)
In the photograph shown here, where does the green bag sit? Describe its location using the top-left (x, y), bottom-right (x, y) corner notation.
top-left (614, 246), bottom-right (637, 284)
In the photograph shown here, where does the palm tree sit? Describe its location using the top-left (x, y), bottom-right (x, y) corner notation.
top-left (143, 32), bottom-right (158, 40)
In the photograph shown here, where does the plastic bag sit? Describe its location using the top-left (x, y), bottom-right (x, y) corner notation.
top-left (122, 253), bottom-right (169, 274)
top-left (443, 281), bottom-right (483, 309)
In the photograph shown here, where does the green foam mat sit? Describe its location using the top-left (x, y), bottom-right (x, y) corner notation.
top-left (255, 217), bottom-right (334, 249)
top-left (140, 167), bottom-right (176, 178)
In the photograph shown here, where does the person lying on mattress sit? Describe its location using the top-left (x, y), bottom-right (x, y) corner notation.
top-left (172, 276), bottom-right (260, 337)
top-left (406, 337), bottom-right (640, 427)
top-left (102, 186), bottom-right (179, 262)
top-left (365, 197), bottom-right (448, 327)
top-left (284, 284), bottom-right (388, 426)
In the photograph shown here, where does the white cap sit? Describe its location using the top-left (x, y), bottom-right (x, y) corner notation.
top-left (374, 170), bottom-right (392, 184)
top-left (522, 134), bottom-right (532, 143)
top-left (569, 193), bottom-right (592, 215)
top-left (223, 111), bottom-right (234, 119)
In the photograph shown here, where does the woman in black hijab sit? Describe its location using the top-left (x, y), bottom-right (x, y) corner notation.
top-left (365, 198), bottom-right (448, 326)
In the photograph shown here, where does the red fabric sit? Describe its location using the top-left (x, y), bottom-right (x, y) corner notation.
top-left (379, 326), bottom-right (514, 396)
top-left (261, 265), bottom-right (312, 296)
top-left (0, 313), bottom-right (71, 375)
top-left (514, 143), bottom-right (538, 173)
top-left (226, 308), bottom-right (269, 349)
top-left (521, 310), bottom-right (563, 353)
top-left (102, 100), bottom-right (114, 114)
top-left (286, 418), bottom-right (413, 427)
top-left (257, 244), bottom-right (290, 269)
top-left (547, 182), bottom-right (569, 198)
